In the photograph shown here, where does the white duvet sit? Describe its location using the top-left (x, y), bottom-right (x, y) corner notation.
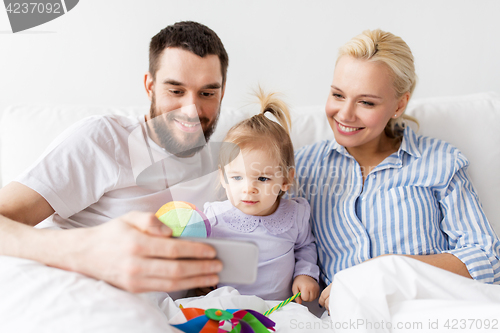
top-left (1, 255), bottom-right (500, 333)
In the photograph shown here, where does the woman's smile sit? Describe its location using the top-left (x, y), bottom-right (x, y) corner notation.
top-left (335, 119), bottom-right (365, 134)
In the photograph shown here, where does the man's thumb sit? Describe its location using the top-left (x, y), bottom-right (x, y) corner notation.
top-left (125, 211), bottom-right (173, 237)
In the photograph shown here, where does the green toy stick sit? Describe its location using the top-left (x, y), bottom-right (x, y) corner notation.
top-left (263, 292), bottom-right (301, 316)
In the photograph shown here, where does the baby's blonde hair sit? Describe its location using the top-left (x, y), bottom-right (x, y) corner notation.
top-left (219, 88), bottom-right (294, 197)
top-left (338, 29), bottom-right (419, 137)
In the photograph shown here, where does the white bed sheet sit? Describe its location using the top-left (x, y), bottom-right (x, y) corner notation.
top-left (0, 256), bottom-right (174, 333)
top-left (2, 255), bottom-right (500, 333)
top-left (330, 255), bottom-right (500, 333)
top-left (0, 255), bottom-right (328, 333)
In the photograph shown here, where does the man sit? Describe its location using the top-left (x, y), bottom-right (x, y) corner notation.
top-left (0, 21), bottom-right (228, 293)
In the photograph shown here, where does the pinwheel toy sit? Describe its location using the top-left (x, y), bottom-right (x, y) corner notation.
top-left (172, 307), bottom-right (275, 333)
top-left (156, 201), bottom-right (211, 238)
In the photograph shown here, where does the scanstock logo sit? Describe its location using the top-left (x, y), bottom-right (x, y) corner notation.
top-left (3, 0), bottom-right (79, 33)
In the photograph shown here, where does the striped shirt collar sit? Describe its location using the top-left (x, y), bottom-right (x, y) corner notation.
top-left (399, 125), bottom-right (421, 158)
top-left (325, 125), bottom-right (422, 161)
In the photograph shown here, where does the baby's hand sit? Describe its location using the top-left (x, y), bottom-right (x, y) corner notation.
top-left (292, 275), bottom-right (320, 304)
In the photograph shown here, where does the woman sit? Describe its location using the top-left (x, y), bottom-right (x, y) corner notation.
top-left (292, 29), bottom-right (500, 309)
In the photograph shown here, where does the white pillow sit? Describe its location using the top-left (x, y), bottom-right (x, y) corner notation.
top-left (0, 105), bottom-right (249, 187)
top-left (0, 105), bottom-right (145, 187)
top-left (289, 105), bottom-right (335, 150)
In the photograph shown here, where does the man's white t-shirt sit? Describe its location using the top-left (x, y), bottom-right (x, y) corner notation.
top-left (16, 114), bottom-right (221, 229)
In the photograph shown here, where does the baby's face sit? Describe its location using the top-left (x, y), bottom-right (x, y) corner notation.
top-left (220, 149), bottom-right (289, 216)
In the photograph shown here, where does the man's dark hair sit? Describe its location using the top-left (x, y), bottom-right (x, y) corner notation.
top-left (149, 21), bottom-right (229, 85)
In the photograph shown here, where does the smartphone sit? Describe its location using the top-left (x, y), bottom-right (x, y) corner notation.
top-left (182, 237), bottom-right (259, 285)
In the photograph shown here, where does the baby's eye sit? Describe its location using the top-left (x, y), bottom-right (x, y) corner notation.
top-left (231, 176), bottom-right (242, 181)
top-left (258, 177), bottom-right (270, 182)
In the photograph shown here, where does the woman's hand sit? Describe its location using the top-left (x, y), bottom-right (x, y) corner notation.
top-left (292, 275), bottom-right (320, 304)
top-left (318, 283), bottom-right (331, 310)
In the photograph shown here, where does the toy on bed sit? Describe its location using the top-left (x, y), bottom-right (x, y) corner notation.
top-left (172, 293), bottom-right (301, 333)
top-left (156, 201), bottom-right (211, 238)
top-left (172, 307), bottom-right (275, 333)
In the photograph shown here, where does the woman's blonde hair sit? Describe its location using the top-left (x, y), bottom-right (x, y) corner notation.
top-left (338, 29), bottom-right (419, 137)
top-left (219, 88), bottom-right (294, 197)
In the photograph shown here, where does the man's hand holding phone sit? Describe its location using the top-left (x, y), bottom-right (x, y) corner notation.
top-left (67, 211), bottom-right (223, 293)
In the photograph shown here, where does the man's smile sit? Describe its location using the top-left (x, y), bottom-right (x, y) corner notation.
top-left (174, 118), bottom-right (201, 133)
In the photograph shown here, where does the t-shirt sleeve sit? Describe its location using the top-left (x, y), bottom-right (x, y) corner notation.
top-left (15, 116), bottom-right (120, 219)
top-left (292, 197), bottom-right (320, 281)
top-left (439, 152), bottom-right (500, 283)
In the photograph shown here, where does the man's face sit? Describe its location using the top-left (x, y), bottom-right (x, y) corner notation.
top-left (145, 47), bottom-right (224, 157)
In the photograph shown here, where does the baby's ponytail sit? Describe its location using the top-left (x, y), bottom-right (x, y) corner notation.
top-left (255, 88), bottom-right (292, 136)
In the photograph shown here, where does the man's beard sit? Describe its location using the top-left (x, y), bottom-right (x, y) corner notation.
top-left (148, 94), bottom-right (220, 157)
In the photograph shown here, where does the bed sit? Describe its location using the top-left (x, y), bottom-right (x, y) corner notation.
top-left (1, 92), bottom-right (499, 332)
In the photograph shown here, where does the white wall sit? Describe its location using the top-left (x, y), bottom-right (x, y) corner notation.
top-left (1, 0), bottom-right (499, 112)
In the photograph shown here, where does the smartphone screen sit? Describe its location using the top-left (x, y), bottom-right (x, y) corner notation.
top-left (182, 237), bottom-right (259, 284)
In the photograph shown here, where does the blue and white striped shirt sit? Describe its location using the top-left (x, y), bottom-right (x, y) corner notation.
top-left (294, 126), bottom-right (500, 284)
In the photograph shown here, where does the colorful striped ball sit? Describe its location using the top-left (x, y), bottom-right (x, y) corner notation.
top-left (155, 201), bottom-right (211, 238)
